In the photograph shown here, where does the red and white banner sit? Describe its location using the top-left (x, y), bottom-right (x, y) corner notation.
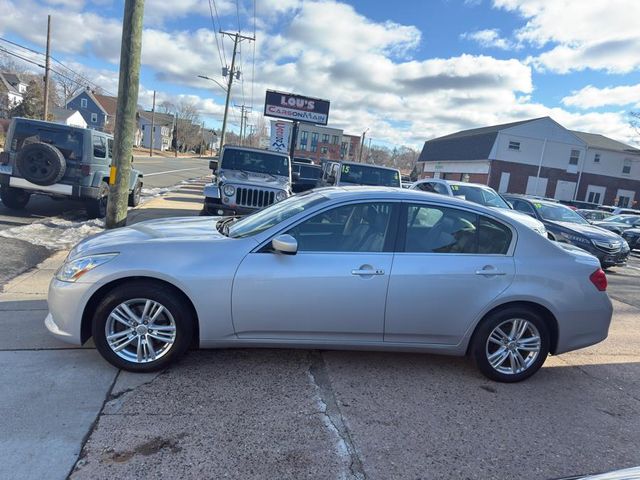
top-left (269, 120), bottom-right (292, 153)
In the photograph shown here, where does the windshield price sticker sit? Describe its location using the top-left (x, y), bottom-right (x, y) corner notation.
top-left (451, 185), bottom-right (459, 191)
top-left (534, 202), bottom-right (542, 209)
top-left (342, 165), bottom-right (350, 173)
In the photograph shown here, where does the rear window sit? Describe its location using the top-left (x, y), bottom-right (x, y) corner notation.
top-left (299, 165), bottom-right (321, 180)
top-left (339, 164), bottom-right (400, 187)
top-left (11, 121), bottom-right (83, 160)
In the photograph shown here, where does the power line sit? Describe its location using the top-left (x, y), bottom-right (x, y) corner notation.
top-left (207, 0), bottom-right (225, 70)
top-left (236, 0), bottom-right (242, 32)
top-left (211, 0), bottom-right (227, 66)
top-left (250, 0), bottom-right (256, 112)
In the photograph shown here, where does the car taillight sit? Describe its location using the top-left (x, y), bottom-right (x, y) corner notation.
top-left (81, 164), bottom-right (91, 176)
top-left (589, 268), bottom-right (607, 291)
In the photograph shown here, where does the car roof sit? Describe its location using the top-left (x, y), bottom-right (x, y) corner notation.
top-left (505, 196), bottom-right (565, 208)
top-left (340, 161), bottom-right (399, 172)
top-left (223, 145), bottom-right (288, 157)
top-left (293, 161), bottom-right (320, 167)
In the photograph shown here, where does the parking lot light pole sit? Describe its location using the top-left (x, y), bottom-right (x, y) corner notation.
top-left (106, 0), bottom-right (144, 229)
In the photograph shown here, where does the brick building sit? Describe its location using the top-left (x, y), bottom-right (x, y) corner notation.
top-left (417, 117), bottom-right (640, 208)
top-left (289, 123), bottom-right (360, 163)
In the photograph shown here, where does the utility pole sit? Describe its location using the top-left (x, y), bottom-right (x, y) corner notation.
top-left (149, 90), bottom-right (155, 157)
top-left (358, 128), bottom-right (368, 162)
top-left (218, 31), bottom-right (254, 155)
top-left (42, 15), bottom-right (51, 121)
top-left (234, 104), bottom-right (252, 145)
top-left (173, 112), bottom-right (178, 158)
top-left (105, 0), bottom-right (144, 229)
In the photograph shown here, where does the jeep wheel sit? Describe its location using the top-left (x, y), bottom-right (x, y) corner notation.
top-left (128, 180), bottom-right (142, 207)
top-left (86, 181), bottom-right (109, 219)
top-left (0, 186), bottom-right (31, 210)
top-left (16, 142), bottom-right (66, 186)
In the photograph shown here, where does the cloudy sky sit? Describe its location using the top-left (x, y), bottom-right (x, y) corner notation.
top-left (1, 0), bottom-right (640, 148)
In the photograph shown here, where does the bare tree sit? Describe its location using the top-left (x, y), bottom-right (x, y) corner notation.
top-left (0, 51), bottom-right (29, 74)
top-left (54, 71), bottom-right (86, 106)
top-left (160, 98), bottom-right (203, 152)
top-left (630, 112), bottom-right (640, 142)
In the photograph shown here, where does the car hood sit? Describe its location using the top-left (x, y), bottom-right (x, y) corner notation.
top-left (220, 169), bottom-right (290, 189)
top-left (548, 220), bottom-right (621, 240)
top-left (593, 221), bottom-right (632, 230)
top-left (69, 216), bottom-right (228, 259)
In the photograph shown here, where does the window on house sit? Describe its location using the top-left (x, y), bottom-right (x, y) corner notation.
top-left (80, 98), bottom-right (87, 108)
top-left (587, 191), bottom-right (601, 204)
top-left (340, 142), bottom-right (348, 158)
top-left (91, 113), bottom-right (98, 123)
top-left (569, 150), bottom-right (580, 165)
top-left (299, 131), bottom-right (308, 150)
top-left (320, 147), bottom-right (328, 155)
top-left (311, 132), bottom-right (319, 153)
top-left (332, 135), bottom-right (339, 145)
top-left (594, 153), bottom-right (600, 163)
top-left (508, 141), bottom-right (520, 151)
top-left (321, 134), bottom-right (329, 143)
top-left (622, 159), bottom-right (631, 175)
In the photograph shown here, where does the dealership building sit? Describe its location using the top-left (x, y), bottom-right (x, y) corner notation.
top-left (417, 117), bottom-right (640, 208)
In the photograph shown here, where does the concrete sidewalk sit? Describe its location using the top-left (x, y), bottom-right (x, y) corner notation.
top-left (0, 180), bottom-right (207, 480)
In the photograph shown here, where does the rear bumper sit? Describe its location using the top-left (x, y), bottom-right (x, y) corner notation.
top-left (555, 293), bottom-right (613, 354)
top-left (1, 174), bottom-right (101, 199)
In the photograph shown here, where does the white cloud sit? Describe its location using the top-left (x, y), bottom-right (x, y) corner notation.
top-left (460, 29), bottom-right (514, 50)
top-left (561, 84), bottom-right (640, 109)
top-left (494, 0), bottom-right (640, 73)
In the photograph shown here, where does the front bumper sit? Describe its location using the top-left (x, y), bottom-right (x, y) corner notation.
top-left (623, 233), bottom-right (640, 250)
top-left (44, 277), bottom-right (95, 345)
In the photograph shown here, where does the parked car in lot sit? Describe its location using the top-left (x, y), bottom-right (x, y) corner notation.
top-left (503, 195), bottom-right (630, 269)
top-left (46, 187), bottom-right (613, 382)
top-left (576, 209), bottom-right (612, 222)
top-left (410, 179), bottom-right (548, 237)
top-left (622, 228), bottom-right (640, 251)
top-left (202, 145), bottom-right (292, 216)
top-left (292, 162), bottom-right (321, 193)
top-left (317, 161), bottom-right (401, 188)
top-left (591, 214), bottom-right (640, 235)
top-left (0, 117), bottom-right (143, 218)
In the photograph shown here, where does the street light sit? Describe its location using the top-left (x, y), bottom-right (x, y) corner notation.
top-left (197, 75), bottom-right (228, 94)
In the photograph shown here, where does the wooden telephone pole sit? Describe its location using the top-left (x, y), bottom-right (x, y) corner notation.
top-left (149, 90), bottom-right (156, 157)
top-left (105, 0), bottom-right (144, 229)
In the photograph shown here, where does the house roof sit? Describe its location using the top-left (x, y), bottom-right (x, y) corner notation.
top-left (1, 72), bottom-right (25, 88)
top-left (570, 131), bottom-right (640, 154)
top-left (417, 117), bottom-right (547, 162)
top-left (139, 110), bottom-right (175, 126)
top-left (0, 72), bottom-right (20, 94)
top-left (93, 94), bottom-right (118, 117)
top-left (51, 107), bottom-right (79, 121)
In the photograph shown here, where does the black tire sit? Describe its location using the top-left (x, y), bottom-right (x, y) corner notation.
top-left (85, 181), bottom-right (109, 219)
top-left (92, 281), bottom-right (194, 372)
top-left (128, 179), bottom-right (142, 207)
top-left (16, 142), bottom-right (66, 186)
top-left (471, 306), bottom-right (550, 383)
top-left (0, 185), bottom-right (31, 210)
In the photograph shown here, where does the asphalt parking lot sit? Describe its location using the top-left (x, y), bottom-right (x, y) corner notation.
top-left (0, 178), bottom-right (639, 479)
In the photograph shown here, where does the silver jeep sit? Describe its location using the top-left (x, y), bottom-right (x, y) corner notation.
top-left (203, 145), bottom-right (292, 216)
top-left (0, 117), bottom-right (142, 219)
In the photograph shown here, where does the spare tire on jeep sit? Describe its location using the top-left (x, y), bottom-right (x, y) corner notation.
top-left (16, 142), bottom-right (66, 186)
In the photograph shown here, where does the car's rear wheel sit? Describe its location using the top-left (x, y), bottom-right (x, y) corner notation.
top-left (128, 179), bottom-right (142, 207)
top-left (471, 307), bottom-right (549, 382)
top-left (92, 282), bottom-right (194, 372)
top-left (85, 181), bottom-right (109, 219)
top-left (0, 185), bottom-right (31, 209)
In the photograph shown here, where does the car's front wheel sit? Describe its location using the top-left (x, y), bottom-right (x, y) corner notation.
top-left (92, 282), bottom-right (194, 372)
top-left (128, 180), bottom-right (142, 207)
top-left (471, 307), bottom-right (550, 382)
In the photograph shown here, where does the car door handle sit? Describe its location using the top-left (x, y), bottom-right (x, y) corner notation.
top-left (475, 268), bottom-right (506, 276)
top-left (351, 269), bottom-right (385, 276)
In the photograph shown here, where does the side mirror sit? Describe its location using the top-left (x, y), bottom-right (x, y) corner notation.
top-left (209, 160), bottom-right (218, 171)
top-left (292, 172), bottom-right (300, 182)
top-left (327, 174), bottom-right (336, 185)
top-left (272, 234), bottom-right (298, 255)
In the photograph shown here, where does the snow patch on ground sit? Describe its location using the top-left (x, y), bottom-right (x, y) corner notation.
top-left (0, 217), bottom-right (105, 250)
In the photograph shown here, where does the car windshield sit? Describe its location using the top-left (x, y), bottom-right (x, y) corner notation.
top-left (12, 121), bottom-right (83, 160)
top-left (607, 214), bottom-right (640, 225)
top-left (339, 164), bottom-right (400, 187)
top-left (228, 192), bottom-right (329, 238)
top-left (535, 202), bottom-right (589, 224)
top-left (221, 149), bottom-right (290, 176)
top-left (450, 184), bottom-right (511, 209)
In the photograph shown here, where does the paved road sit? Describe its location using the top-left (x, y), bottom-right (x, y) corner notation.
top-left (0, 156), bottom-right (211, 287)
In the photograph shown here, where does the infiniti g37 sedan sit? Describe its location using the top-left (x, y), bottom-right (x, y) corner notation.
top-left (46, 187), bottom-right (613, 382)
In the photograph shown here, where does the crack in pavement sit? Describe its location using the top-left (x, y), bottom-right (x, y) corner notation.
top-left (307, 351), bottom-right (366, 480)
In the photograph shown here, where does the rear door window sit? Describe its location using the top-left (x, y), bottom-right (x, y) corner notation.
top-left (93, 136), bottom-right (107, 158)
top-left (12, 121), bottom-right (83, 161)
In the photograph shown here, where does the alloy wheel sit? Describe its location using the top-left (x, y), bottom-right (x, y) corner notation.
top-left (105, 298), bottom-right (176, 364)
top-left (485, 318), bottom-right (541, 375)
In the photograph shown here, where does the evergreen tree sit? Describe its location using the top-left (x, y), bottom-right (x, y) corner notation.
top-left (10, 80), bottom-right (44, 119)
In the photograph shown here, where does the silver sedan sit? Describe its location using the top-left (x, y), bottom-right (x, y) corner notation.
top-left (46, 187), bottom-right (613, 382)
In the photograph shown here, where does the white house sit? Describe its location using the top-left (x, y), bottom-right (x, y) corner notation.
top-left (51, 107), bottom-right (88, 129)
top-left (137, 111), bottom-right (174, 151)
top-left (417, 117), bottom-right (640, 207)
top-left (0, 72), bottom-right (28, 116)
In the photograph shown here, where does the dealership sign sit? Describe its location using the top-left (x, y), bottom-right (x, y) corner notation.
top-left (264, 90), bottom-right (330, 125)
top-left (268, 120), bottom-right (292, 153)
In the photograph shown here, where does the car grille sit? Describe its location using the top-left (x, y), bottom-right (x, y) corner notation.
top-left (236, 187), bottom-right (276, 208)
top-left (593, 240), bottom-right (622, 254)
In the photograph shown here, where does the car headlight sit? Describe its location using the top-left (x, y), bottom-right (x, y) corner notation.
top-left (275, 190), bottom-right (287, 202)
top-left (55, 253), bottom-right (118, 283)
top-left (222, 184), bottom-right (235, 196)
top-left (560, 232), bottom-right (591, 245)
